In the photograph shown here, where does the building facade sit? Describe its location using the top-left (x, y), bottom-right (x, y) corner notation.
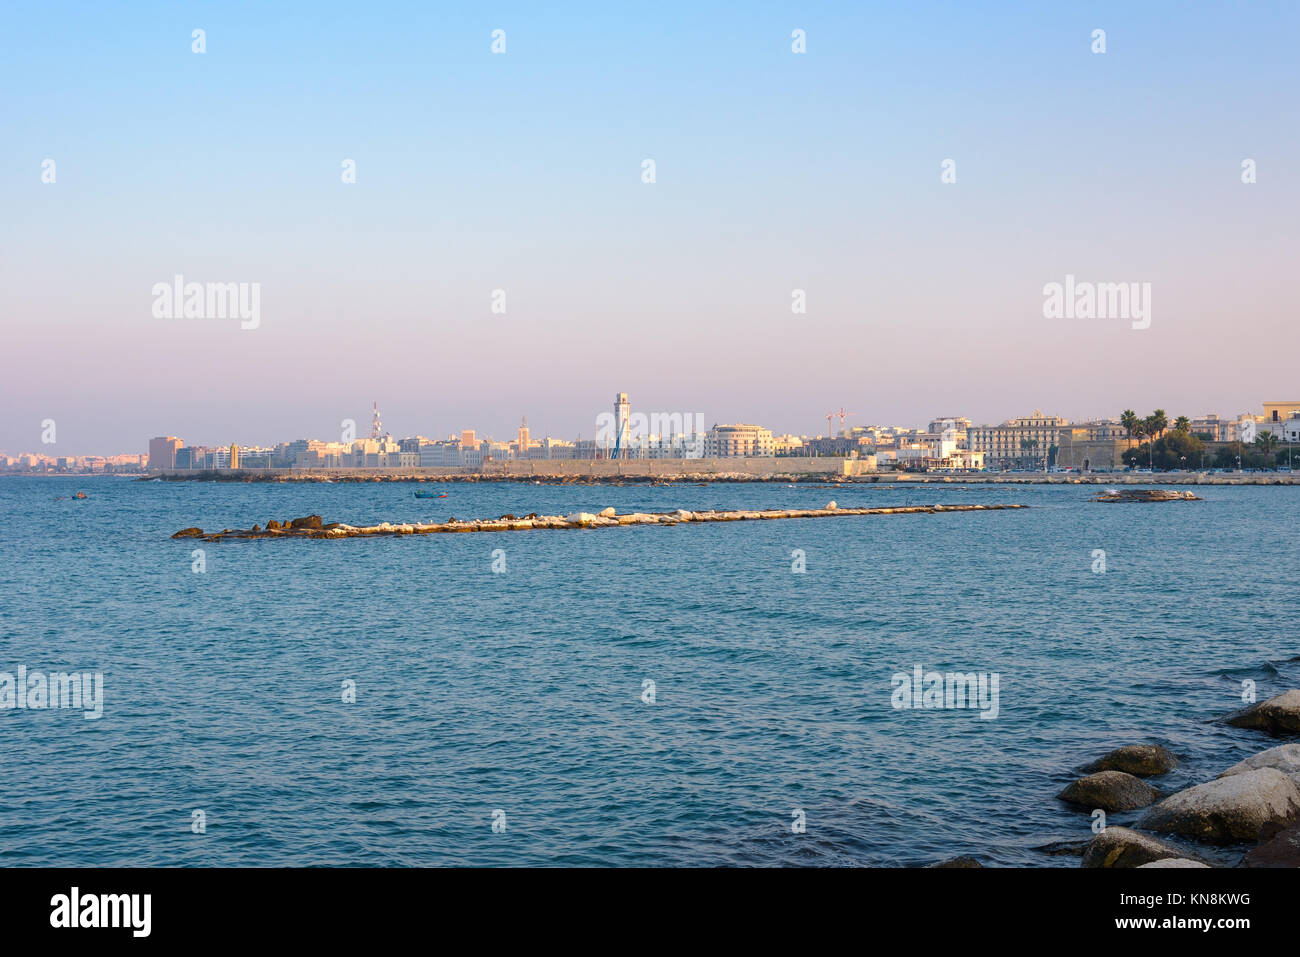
top-left (967, 412), bottom-right (1067, 469)
top-left (148, 436), bottom-right (183, 470)
top-left (704, 424), bottom-right (775, 457)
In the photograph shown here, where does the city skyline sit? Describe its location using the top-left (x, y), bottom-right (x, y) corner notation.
top-left (2, 393), bottom-right (1291, 460)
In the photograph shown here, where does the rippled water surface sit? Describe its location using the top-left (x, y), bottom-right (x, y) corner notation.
top-left (1, 477), bottom-right (1296, 866)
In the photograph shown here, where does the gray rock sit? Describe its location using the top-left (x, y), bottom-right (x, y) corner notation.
top-left (1081, 826), bottom-right (1195, 869)
top-left (1082, 744), bottom-right (1179, 777)
top-left (926, 855), bottom-right (983, 868)
top-left (1058, 771), bottom-right (1159, 811)
top-left (1243, 823), bottom-right (1300, 868)
top-left (1225, 689), bottom-right (1300, 735)
top-left (1137, 858), bottom-right (1211, 868)
top-left (1139, 768), bottom-right (1300, 842)
top-left (1218, 743), bottom-right (1300, 787)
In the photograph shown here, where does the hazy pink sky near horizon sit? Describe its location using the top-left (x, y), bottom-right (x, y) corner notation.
top-left (2, 2), bottom-right (1296, 454)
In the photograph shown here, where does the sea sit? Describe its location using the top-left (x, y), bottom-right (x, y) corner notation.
top-left (0, 476), bottom-right (1296, 866)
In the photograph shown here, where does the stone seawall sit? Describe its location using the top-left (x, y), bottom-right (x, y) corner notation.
top-left (149, 461), bottom-right (1299, 485)
top-left (153, 457), bottom-right (876, 482)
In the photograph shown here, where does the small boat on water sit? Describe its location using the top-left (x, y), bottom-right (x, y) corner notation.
top-left (414, 489), bottom-right (448, 499)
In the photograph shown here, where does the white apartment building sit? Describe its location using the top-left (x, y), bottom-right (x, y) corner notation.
top-left (704, 424), bottom-right (775, 457)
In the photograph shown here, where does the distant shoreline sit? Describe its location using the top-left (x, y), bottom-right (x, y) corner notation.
top-left (131, 467), bottom-right (1300, 487)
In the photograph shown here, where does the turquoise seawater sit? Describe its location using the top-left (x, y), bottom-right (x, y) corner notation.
top-left (0, 477), bottom-right (1296, 866)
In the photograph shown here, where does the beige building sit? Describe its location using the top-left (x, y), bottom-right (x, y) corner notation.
top-left (1263, 401), bottom-right (1300, 427)
top-left (148, 436), bottom-right (183, 470)
top-left (1056, 423), bottom-right (1135, 470)
top-left (704, 424), bottom-right (775, 457)
top-left (1190, 415), bottom-right (1231, 441)
top-left (967, 412), bottom-right (1068, 470)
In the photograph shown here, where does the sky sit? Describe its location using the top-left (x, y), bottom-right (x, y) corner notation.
top-left (2, 1), bottom-right (1297, 454)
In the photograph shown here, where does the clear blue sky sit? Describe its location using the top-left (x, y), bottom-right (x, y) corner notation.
top-left (2, 1), bottom-right (1296, 452)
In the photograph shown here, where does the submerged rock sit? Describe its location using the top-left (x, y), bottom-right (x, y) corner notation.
top-left (1225, 690), bottom-right (1300, 735)
top-left (926, 855), bottom-right (983, 868)
top-left (1034, 839), bottom-right (1089, 857)
top-left (1059, 771), bottom-right (1159, 811)
top-left (170, 527), bottom-right (204, 539)
top-left (1082, 744), bottom-right (1178, 777)
top-left (1138, 768), bottom-right (1300, 842)
top-left (1081, 826), bottom-right (1197, 869)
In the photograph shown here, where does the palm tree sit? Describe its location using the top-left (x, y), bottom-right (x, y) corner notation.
top-left (1255, 432), bottom-right (1280, 467)
top-left (1149, 410), bottom-right (1169, 440)
top-left (1174, 415), bottom-right (1190, 433)
top-left (1120, 409), bottom-right (1140, 441)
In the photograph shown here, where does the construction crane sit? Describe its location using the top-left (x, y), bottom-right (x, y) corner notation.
top-left (825, 408), bottom-right (856, 438)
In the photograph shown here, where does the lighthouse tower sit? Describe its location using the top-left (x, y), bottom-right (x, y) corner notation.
top-left (613, 393), bottom-right (630, 459)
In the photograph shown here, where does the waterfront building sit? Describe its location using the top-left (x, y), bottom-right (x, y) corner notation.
top-left (1189, 415), bottom-right (1231, 441)
top-left (1055, 421), bottom-right (1134, 470)
top-left (704, 424), bottom-right (775, 457)
top-left (175, 446), bottom-right (217, 469)
top-left (1262, 401), bottom-right (1300, 426)
top-left (927, 417), bottom-right (971, 446)
top-left (772, 434), bottom-right (805, 456)
top-left (148, 436), bottom-right (183, 470)
top-left (967, 412), bottom-right (1068, 470)
top-left (801, 435), bottom-right (861, 457)
top-left (515, 417), bottom-right (531, 458)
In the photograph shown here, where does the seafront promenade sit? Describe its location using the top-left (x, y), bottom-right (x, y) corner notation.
top-left (148, 457), bottom-right (1300, 485)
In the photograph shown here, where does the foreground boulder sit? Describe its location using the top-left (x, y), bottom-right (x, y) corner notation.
top-left (1081, 826), bottom-right (1197, 868)
top-left (1138, 768), bottom-right (1300, 842)
top-left (1059, 771), bottom-right (1159, 811)
top-left (1225, 690), bottom-right (1300, 736)
top-left (1218, 743), bottom-right (1300, 787)
top-left (1137, 858), bottom-right (1210, 868)
top-left (289, 515), bottom-right (323, 529)
top-left (1242, 823), bottom-right (1300, 868)
top-left (1082, 744), bottom-right (1178, 777)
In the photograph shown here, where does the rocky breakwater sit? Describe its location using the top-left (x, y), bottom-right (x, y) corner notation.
top-left (1091, 488), bottom-right (1202, 503)
top-left (1066, 690), bottom-right (1300, 868)
top-left (170, 502), bottom-right (1029, 542)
